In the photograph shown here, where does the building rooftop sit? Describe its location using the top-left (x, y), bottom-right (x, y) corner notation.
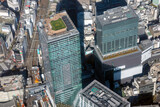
top-left (149, 23), bottom-right (160, 34)
top-left (138, 39), bottom-right (152, 51)
top-left (26, 84), bottom-right (55, 107)
top-left (0, 98), bottom-right (16, 107)
top-left (31, 67), bottom-right (41, 84)
top-left (80, 80), bottom-right (130, 107)
top-left (0, 75), bottom-right (23, 91)
top-left (0, 60), bottom-right (15, 74)
top-left (95, 46), bottom-right (141, 62)
top-left (96, 6), bottom-right (137, 26)
top-left (134, 75), bottom-right (154, 87)
top-left (42, 11), bottom-right (78, 40)
top-left (0, 89), bottom-right (24, 102)
top-left (96, 0), bottom-right (126, 15)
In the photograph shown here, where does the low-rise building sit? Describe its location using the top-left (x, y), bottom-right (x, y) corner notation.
top-left (12, 33), bottom-right (28, 64)
top-left (26, 84), bottom-right (56, 107)
top-left (0, 5), bottom-right (16, 18)
top-left (138, 39), bottom-right (153, 63)
top-left (0, 25), bottom-right (14, 49)
top-left (149, 23), bottom-right (160, 38)
top-left (0, 75), bottom-right (24, 102)
top-left (152, 39), bottom-right (160, 49)
top-left (7, 0), bottom-right (21, 11)
top-left (21, 0), bottom-right (38, 38)
top-left (133, 75), bottom-right (156, 95)
top-left (0, 37), bottom-right (7, 59)
top-left (0, 6), bottom-right (17, 32)
top-left (0, 98), bottom-right (20, 107)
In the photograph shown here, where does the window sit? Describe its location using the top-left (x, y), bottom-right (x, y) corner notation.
top-left (104, 43), bottom-right (106, 53)
top-left (129, 36), bottom-right (133, 47)
top-left (133, 35), bottom-right (136, 46)
top-left (112, 41), bottom-right (114, 51)
top-left (120, 38), bottom-right (124, 49)
top-left (125, 37), bottom-right (128, 48)
top-left (115, 40), bottom-right (119, 50)
top-left (107, 42), bottom-right (111, 52)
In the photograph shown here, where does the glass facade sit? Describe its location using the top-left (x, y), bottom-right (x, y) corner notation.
top-left (47, 33), bottom-right (82, 105)
top-left (96, 18), bottom-right (138, 55)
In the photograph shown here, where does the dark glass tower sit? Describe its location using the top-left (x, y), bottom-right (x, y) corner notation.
top-left (38, 11), bottom-right (82, 105)
top-left (94, 6), bottom-right (142, 84)
top-left (96, 6), bottom-right (138, 55)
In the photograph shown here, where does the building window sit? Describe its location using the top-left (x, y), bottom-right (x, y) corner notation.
top-left (129, 36), bottom-right (133, 47)
top-left (104, 43), bottom-right (106, 54)
top-left (120, 38), bottom-right (124, 49)
top-left (125, 37), bottom-right (128, 48)
top-left (115, 40), bottom-right (119, 50)
top-left (107, 42), bottom-right (111, 53)
top-left (112, 41), bottom-right (114, 51)
top-left (133, 35), bottom-right (136, 46)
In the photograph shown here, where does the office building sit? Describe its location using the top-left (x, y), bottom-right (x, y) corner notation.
top-left (94, 6), bottom-right (142, 83)
top-left (96, 6), bottom-right (138, 55)
top-left (79, 80), bottom-right (130, 107)
top-left (38, 11), bottom-right (82, 105)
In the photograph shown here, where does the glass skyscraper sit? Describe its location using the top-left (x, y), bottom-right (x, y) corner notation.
top-left (96, 6), bottom-right (138, 55)
top-left (38, 11), bottom-right (82, 105)
top-left (94, 6), bottom-right (142, 84)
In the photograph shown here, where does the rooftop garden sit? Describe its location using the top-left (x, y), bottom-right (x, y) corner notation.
top-left (50, 18), bottom-right (66, 31)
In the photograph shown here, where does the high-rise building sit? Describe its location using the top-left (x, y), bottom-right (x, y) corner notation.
top-left (96, 6), bottom-right (138, 55)
top-left (79, 80), bottom-right (130, 107)
top-left (94, 6), bottom-right (142, 84)
top-left (38, 11), bottom-right (82, 105)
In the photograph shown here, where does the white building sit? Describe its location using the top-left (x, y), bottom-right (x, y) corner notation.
top-left (0, 5), bottom-right (17, 32)
top-left (7, 0), bottom-right (21, 11)
top-left (22, 0), bottom-right (38, 38)
top-left (1, 25), bottom-right (14, 49)
top-left (153, 39), bottom-right (160, 49)
top-left (139, 40), bottom-right (153, 63)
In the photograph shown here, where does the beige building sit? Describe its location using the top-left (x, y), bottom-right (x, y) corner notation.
top-left (149, 23), bottom-right (160, 38)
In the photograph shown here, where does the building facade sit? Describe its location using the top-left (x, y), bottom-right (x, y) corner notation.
top-left (94, 6), bottom-right (142, 84)
top-left (96, 6), bottom-right (138, 55)
top-left (38, 11), bottom-right (82, 105)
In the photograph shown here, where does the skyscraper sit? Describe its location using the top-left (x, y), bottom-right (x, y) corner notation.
top-left (38, 11), bottom-right (82, 105)
top-left (94, 6), bottom-right (142, 84)
top-left (96, 6), bottom-right (138, 55)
